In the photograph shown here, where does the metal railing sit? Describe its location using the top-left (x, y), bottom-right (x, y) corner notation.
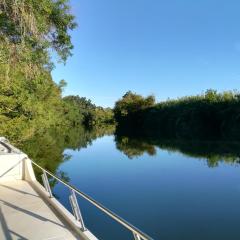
top-left (30, 160), bottom-right (153, 240)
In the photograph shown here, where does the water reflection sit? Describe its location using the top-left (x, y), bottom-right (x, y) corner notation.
top-left (18, 125), bottom-right (115, 176)
top-left (19, 124), bottom-right (240, 172)
top-left (115, 135), bottom-right (157, 159)
top-left (115, 133), bottom-right (240, 167)
top-left (16, 125), bottom-right (240, 240)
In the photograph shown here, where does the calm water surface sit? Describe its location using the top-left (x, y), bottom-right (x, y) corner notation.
top-left (44, 134), bottom-right (240, 240)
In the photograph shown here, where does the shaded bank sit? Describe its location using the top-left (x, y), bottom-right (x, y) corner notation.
top-left (114, 90), bottom-right (240, 141)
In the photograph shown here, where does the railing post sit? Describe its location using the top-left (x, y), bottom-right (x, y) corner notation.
top-left (69, 189), bottom-right (86, 231)
top-left (30, 160), bottom-right (152, 239)
top-left (133, 233), bottom-right (142, 240)
top-left (41, 171), bottom-right (53, 198)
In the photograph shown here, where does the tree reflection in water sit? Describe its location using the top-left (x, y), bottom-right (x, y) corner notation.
top-left (17, 125), bottom-right (115, 182)
top-left (14, 123), bottom-right (240, 184)
top-left (114, 133), bottom-right (240, 167)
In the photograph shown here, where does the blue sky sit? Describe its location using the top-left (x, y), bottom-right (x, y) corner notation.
top-left (52, 0), bottom-right (240, 107)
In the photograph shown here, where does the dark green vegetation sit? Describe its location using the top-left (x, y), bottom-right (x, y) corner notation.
top-left (63, 96), bottom-right (114, 127)
top-left (0, 0), bottom-right (114, 143)
top-left (114, 90), bottom-right (240, 167)
top-left (114, 90), bottom-right (240, 140)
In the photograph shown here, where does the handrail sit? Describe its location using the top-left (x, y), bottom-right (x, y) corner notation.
top-left (30, 160), bottom-right (153, 240)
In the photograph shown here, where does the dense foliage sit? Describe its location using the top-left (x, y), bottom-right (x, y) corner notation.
top-left (114, 90), bottom-right (240, 140)
top-left (63, 95), bottom-right (114, 127)
top-left (0, 0), bottom-right (76, 141)
top-left (114, 91), bottom-right (155, 126)
top-left (0, 0), bottom-right (114, 143)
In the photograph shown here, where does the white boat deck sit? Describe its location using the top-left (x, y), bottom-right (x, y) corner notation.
top-left (0, 180), bottom-right (80, 240)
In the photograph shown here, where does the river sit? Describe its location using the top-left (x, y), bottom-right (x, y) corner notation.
top-left (21, 127), bottom-right (240, 240)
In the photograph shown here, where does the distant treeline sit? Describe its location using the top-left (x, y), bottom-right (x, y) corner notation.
top-left (63, 96), bottom-right (114, 128)
top-left (114, 90), bottom-right (240, 140)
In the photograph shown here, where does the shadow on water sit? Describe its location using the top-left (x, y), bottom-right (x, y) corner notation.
top-left (17, 124), bottom-right (115, 181)
top-left (17, 123), bottom-right (240, 178)
top-left (114, 133), bottom-right (240, 167)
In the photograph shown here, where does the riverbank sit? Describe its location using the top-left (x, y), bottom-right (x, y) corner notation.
top-left (114, 90), bottom-right (240, 141)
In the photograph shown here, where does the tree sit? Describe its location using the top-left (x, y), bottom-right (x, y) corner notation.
top-left (113, 91), bottom-right (155, 122)
top-left (0, 0), bottom-right (76, 141)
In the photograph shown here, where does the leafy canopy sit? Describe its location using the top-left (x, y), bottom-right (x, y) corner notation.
top-left (0, 0), bottom-right (76, 141)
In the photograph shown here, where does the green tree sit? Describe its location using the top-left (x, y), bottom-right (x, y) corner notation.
top-left (113, 91), bottom-right (155, 122)
top-left (114, 90), bottom-right (240, 141)
top-left (0, 0), bottom-right (76, 142)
